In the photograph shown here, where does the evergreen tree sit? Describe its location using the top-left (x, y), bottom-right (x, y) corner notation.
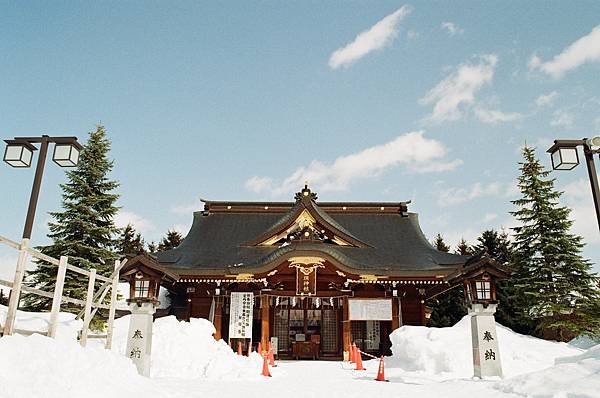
top-left (510, 146), bottom-right (600, 340)
top-left (117, 223), bottom-right (145, 255)
top-left (147, 241), bottom-right (157, 254)
top-left (428, 233), bottom-right (468, 327)
top-left (474, 229), bottom-right (511, 263)
top-left (157, 230), bottom-right (183, 251)
top-left (432, 233), bottom-right (450, 252)
top-left (23, 125), bottom-right (120, 311)
top-left (455, 238), bottom-right (473, 256)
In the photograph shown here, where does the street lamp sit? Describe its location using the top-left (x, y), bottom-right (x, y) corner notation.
top-left (3, 135), bottom-right (83, 239)
top-left (547, 136), bottom-right (600, 232)
top-left (2, 134), bottom-right (83, 336)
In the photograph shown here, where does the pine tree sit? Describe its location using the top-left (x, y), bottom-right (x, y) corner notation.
top-left (456, 238), bottom-right (473, 256)
top-left (157, 230), bottom-right (183, 251)
top-left (471, 229), bottom-right (522, 332)
top-left (473, 230), bottom-right (511, 263)
top-left (510, 146), bottom-right (600, 340)
top-left (432, 233), bottom-right (450, 252)
top-left (23, 125), bottom-right (120, 311)
top-left (428, 233), bottom-right (468, 327)
top-left (117, 223), bottom-right (145, 255)
top-left (147, 241), bottom-right (157, 254)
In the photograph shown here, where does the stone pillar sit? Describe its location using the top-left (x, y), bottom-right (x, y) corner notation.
top-left (469, 303), bottom-right (502, 378)
top-left (126, 300), bottom-right (157, 377)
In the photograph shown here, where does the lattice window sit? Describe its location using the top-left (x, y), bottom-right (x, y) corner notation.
top-left (350, 321), bottom-right (367, 352)
top-left (134, 280), bottom-right (150, 298)
top-left (321, 309), bottom-right (337, 353)
top-left (273, 309), bottom-right (289, 353)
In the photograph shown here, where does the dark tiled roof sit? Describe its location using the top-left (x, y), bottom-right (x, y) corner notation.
top-left (157, 200), bottom-right (469, 275)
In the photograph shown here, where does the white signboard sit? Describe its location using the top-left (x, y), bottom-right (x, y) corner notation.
top-left (348, 299), bottom-right (392, 321)
top-left (229, 292), bottom-right (254, 338)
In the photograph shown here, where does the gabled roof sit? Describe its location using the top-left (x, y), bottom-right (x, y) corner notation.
top-left (157, 186), bottom-right (469, 276)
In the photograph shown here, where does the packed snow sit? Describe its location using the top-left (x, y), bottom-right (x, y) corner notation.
top-left (1, 305), bottom-right (599, 398)
top-left (389, 315), bottom-right (580, 378)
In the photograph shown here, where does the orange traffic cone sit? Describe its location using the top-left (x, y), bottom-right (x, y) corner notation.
top-left (257, 342), bottom-right (263, 355)
top-left (375, 356), bottom-right (389, 382)
top-left (354, 348), bottom-right (366, 371)
top-left (261, 353), bottom-right (272, 377)
top-left (268, 342), bottom-right (277, 367)
top-left (350, 343), bottom-right (356, 363)
top-left (237, 341), bottom-right (243, 356)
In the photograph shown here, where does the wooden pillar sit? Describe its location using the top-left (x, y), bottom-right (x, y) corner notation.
top-left (213, 297), bottom-right (223, 340)
top-left (420, 299), bottom-right (427, 326)
top-left (342, 295), bottom-right (351, 357)
top-left (391, 297), bottom-right (400, 331)
top-left (261, 295), bottom-right (270, 352)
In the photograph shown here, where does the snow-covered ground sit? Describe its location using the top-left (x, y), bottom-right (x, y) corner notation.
top-left (1, 305), bottom-right (599, 398)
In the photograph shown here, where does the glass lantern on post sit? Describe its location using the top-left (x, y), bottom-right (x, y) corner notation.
top-left (464, 272), bottom-right (497, 307)
top-left (3, 140), bottom-right (35, 168)
top-left (549, 145), bottom-right (579, 170)
top-left (52, 142), bottom-right (81, 167)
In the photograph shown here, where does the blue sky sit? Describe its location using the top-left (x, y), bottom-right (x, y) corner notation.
top-left (1, 2), bottom-right (600, 275)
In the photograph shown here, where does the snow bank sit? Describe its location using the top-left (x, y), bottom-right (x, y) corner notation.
top-left (389, 315), bottom-right (581, 378)
top-left (107, 315), bottom-right (263, 379)
top-left (0, 334), bottom-right (160, 398)
top-left (0, 304), bottom-right (81, 341)
top-left (494, 344), bottom-right (600, 398)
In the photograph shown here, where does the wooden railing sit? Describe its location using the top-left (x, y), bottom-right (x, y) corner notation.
top-left (0, 234), bottom-right (125, 349)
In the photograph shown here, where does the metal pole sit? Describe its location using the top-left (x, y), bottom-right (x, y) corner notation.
top-left (583, 143), bottom-right (600, 232)
top-left (22, 135), bottom-right (49, 239)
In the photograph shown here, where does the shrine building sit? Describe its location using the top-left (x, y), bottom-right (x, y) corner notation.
top-left (122, 184), bottom-right (509, 360)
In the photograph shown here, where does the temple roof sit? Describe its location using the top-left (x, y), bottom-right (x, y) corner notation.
top-left (157, 185), bottom-right (469, 276)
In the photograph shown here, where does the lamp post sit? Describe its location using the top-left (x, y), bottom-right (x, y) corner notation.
top-left (547, 136), bottom-right (600, 232)
top-left (2, 134), bottom-right (83, 335)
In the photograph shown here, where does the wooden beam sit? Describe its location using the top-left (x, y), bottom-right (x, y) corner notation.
top-left (3, 239), bottom-right (29, 336)
top-left (261, 295), bottom-right (270, 353)
top-left (342, 295), bottom-right (351, 359)
top-left (105, 260), bottom-right (120, 349)
top-left (391, 297), bottom-right (400, 330)
top-left (213, 298), bottom-right (223, 341)
top-left (48, 256), bottom-right (68, 338)
top-left (80, 269), bottom-right (96, 347)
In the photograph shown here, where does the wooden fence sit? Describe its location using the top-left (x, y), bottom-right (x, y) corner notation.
top-left (0, 234), bottom-right (125, 349)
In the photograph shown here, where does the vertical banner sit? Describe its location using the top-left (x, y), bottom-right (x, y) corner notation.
top-left (365, 320), bottom-right (380, 350)
top-left (295, 267), bottom-right (318, 295)
top-left (229, 292), bottom-right (254, 338)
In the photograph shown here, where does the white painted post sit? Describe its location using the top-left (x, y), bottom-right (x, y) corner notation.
top-left (470, 303), bottom-right (503, 378)
top-left (80, 268), bottom-right (96, 347)
top-left (47, 256), bottom-right (68, 338)
top-left (126, 301), bottom-right (157, 376)
top-left (3, 238), bottom-right (30, 336)
top-left (105, 260), bottom-right (120, 349)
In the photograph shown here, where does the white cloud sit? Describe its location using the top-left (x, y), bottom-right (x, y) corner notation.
top-left (245, 176), bottom-right (274, 194)
top-left (529, 25), bottom-right (600, 79)
top-left (441, 21), bottom-right (464, 36)
top-left (246, 131), bottom-right (462, 196)
top-left (535, 91), bottom-right (558, 107)
top-left (550, 110), bottom-right (575, 128)
top-left (328, 5), bottom-right (412, 69)
top-left (420, 54), bottom-right (498, 123)
top-left (170, 201), bottom-right (202, 215)
top-left (437, 182), bottom-right (503, 207)
top-left (482, 213), bottom-right (498, 223)
top-left (562, 179), bottom-right (600, 245)
top-left (114, 210), bottom-right (156, 235)
top-left (474, 107), bottom-right (523, 124)
top-left (407, 30), bottom-right (419, 40)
